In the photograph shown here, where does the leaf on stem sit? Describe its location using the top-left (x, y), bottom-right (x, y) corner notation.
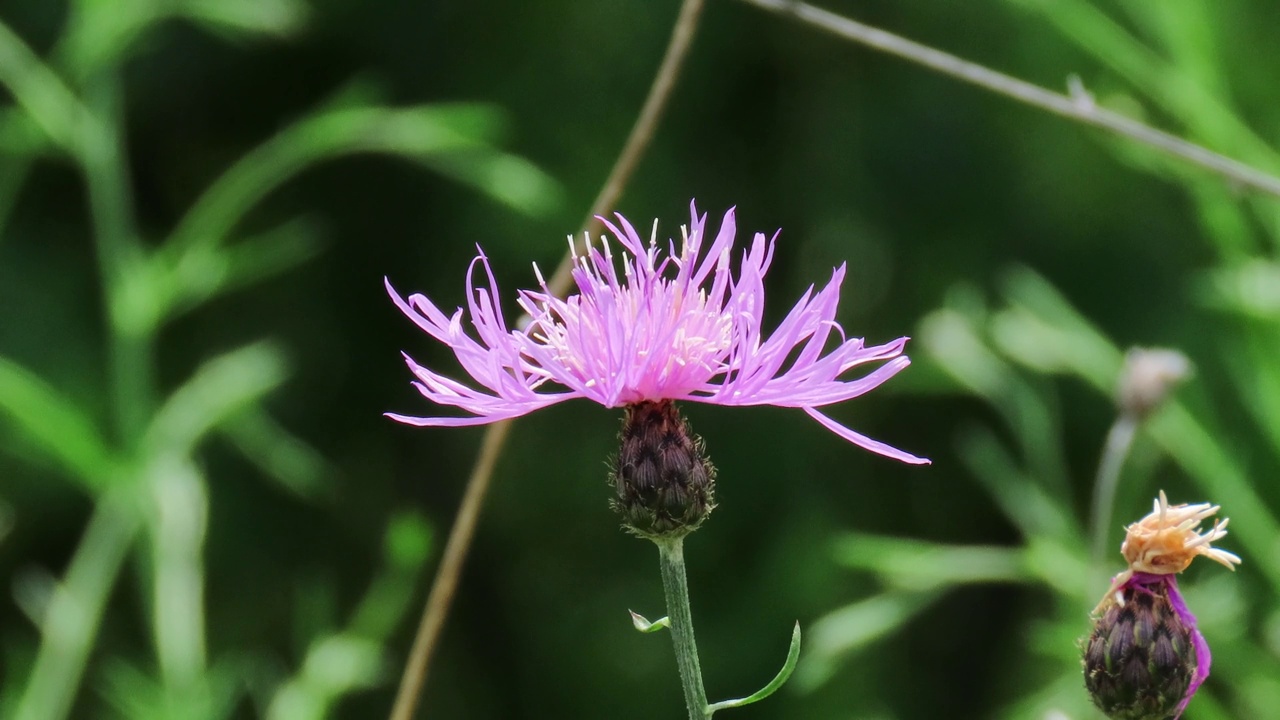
top-left (220, 406), bottom-right (335, 501)
top-left (0, 108), bottom-right (49, 156)
top-left (165, 103), bottom-right (561, 265)
top-left (0, 355), bottom-right (117, 491)
top-left (98, 653), bottom-right (248, 720)
top-left (796, 590), bottom-right (941, 692)
top-left (705, 622), bottom-right (801, 714)
top-left (163, 217), bottom-right (324, 322)
top-left (0, 19), bottom-right (92, 155)
top-left (348, 512), bottom-right (434, 640)
top-left (142, 342), bottom-right (288, 459)
top-left (992, 266), bottom-right (1121, 386)
top-left (832, 533), bottom-right (1034, 592)
top-left (628, 610), bottom-right (670, 633)
top-left (268, 512), bottom-right (435, 720)
top-left (181, 0), bottom-right (310, 38)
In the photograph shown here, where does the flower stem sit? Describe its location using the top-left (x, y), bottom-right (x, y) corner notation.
top-left (386, 1), bottom-right (708, 716)
top-left (1089, 414), bottom-right (1138, 589)
top-left (656, 537), bottom-right (709, 720)
top-left (14, 489), bottom-right (140, 720)
top-left (389, 418), bottom-right (511, 720)
top-left (733, 0), bottom-right (1280, 199)
top-left (80, 71), bottom-right (153, 446)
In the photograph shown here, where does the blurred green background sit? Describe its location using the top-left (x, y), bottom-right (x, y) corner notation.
top-left (2, 0), bottom-right (1278, 718)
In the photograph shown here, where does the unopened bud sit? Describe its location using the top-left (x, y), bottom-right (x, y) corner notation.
top-left (1084, 492), bottom-right (1238, 720)
top-left (611, 400), bottom-right (715, 539)
top-left (1084, 576), bottom-right (1195, 720)
top-left (1116, 348), bottom-right (1192, 420)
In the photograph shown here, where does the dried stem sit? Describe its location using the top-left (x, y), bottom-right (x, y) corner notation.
top-left (735, 0), bottom-right (1280, 198)
top-left (386, 1), bottom-right (708, 717)
top-left (388, 419), bottom-right (512, 720)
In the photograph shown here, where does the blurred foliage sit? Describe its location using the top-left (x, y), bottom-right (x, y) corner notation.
top-left (1, 0), bottom-right (1278, 719)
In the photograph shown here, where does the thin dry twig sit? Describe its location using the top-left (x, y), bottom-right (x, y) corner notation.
top-left (736, 0), bottom-right (1280, 198)
top-left (387, 1), bottom-right (708, 717)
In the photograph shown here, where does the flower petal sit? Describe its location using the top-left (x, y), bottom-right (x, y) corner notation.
top-left (803, 407), bottom-right (930, 464)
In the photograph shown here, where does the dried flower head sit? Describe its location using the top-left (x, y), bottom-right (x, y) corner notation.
top-left (1120, 491), bottom-right (1241, 578)
top-left (1086, 492), bottom-right (1242, 720)
top-left (386, 201), bottom-right (927, 465)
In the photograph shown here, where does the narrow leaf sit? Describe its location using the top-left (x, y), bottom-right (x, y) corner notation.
top-left (0, 355), bottom-right (116, 490)
top-left (166, 104), bottom-right (561, 265)
top-left (181, 0), bottom-right (309, 37)
top-left (0, 19), bottom-right (90, 154)
top-left (164, 217), bottom-right (323, 321)
top-left (706, 623), bottom-right (802, 714)
top-left (143, 342), bottom-right (288, 458)
top-left (220, 407), bottom-right (334, 500)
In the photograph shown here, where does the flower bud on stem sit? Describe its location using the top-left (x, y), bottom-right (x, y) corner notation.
top-left (1085, 575), bottom-right (1195, 720)
top-left (612, 400), bottom-right (715, 540)
top-left (613, 401), bottom-right (801, 717)
top-left (613, 400), bottom-right (713, 717)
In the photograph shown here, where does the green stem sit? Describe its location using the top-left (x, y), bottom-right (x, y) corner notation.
top-left (1088, 414), bottom-right (1138, 589)
top-left (387, 2), bottom-right (708, 715)
top-left (13, 490), bottom-right (140, 720)
top-left (149, 457), bottom-right (209, 691)
top-left (656, 537), bottom-right (709, 720)
top-left (80, 71), bottom-right (153, 446)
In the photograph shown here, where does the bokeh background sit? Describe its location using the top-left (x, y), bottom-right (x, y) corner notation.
top-left (2, 0), bottom-right (1279, 718)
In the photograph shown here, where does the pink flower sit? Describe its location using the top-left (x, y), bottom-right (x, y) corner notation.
top-left (386, 202), bottom-right (928, 464)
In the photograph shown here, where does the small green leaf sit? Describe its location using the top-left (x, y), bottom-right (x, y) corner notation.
top-left (59, 0), bottom-right (157, 81)
top-left (164, 217), bottom-right (323, 321)
top-left (426, 151), bottom-right (563, 219)
top-left (266, 634), bottom-right (384, 720)
top-left (385, 512), bottom-right (433, 570)
top-left (0, 355), bottom-right (117, 490)
top-left (165, 103), bottom-right (561, 265)
top-left (706, 623), bottom-right (802, 714)
top-left (629, 610), bottom-right (670, 633)
top-left (180, 0), bottom-right (309, 38)
top-left (220, 407), bottom-right (334, 500)
top-left (832, 533), bottom-right (1033, 591)
top-left (1196, 260), bottom-right (1280, 319)
top-left (143, 342), bottom-right (288, 458)
top-left (349, 513), bottom-right (435, 641)
top-left (0, 109), bottom-right (48, 155)
top-left (0, 19), bottom-right (93, 155)
top-left (797, 591), bottom-right (940, 692)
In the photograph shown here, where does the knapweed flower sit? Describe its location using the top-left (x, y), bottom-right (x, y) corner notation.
top-left (386, 201), bottom-right (927, 465)
top-left (1084, 491), bottom-right (1241, 720)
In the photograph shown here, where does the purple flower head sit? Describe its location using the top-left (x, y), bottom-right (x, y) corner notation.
top-left (1129, 573), bottom-right (1209, 719)
top-left (1087, 492), bottom-right (1242, 719)
top-left (386, 201), bottom-right (927, 465)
